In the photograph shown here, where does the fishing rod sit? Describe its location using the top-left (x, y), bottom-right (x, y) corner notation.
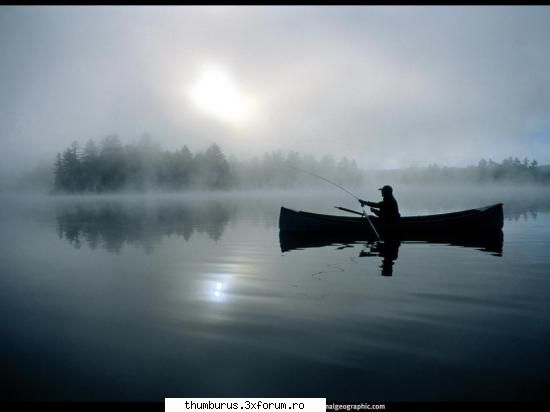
top-left (290, 165), bottom-right (381, 240)
top-left (334, 206), bottom-right (364, 216)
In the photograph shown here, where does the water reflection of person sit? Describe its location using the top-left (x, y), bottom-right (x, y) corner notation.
top-left (360, 239), bottom-right (401, 276)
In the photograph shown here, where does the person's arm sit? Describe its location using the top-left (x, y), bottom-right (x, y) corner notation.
top-left (359, 199), bottom-right (381, 208)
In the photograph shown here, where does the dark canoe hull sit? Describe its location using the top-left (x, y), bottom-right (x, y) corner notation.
top-left (279, 203), bottom-right (504, 245)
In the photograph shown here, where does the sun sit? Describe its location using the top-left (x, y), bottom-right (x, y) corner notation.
top-left (188, 66), bottom-right (253, 125)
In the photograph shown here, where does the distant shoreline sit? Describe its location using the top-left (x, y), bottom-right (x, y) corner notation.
top-left (4, 137), bottom-right (550, 194)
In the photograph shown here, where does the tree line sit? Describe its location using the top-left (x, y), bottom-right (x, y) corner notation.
top-left (50, 135), bottom-right (550, 193)
top-left (52, 135), bottom-right (365, 193)
top-left (377, 157), bottom-right (549, 185)
top-left (53, 135), bottom-right (232, 193)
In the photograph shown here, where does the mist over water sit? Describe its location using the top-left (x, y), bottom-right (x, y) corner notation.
top-left (1, 188), bottom-right (550, 401)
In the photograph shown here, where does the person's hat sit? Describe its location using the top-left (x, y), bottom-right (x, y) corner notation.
top-left (378, 185), bottom-right (393, 194)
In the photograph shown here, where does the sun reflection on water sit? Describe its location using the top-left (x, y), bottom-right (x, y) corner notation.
top-left (214, 282), bottom-right (223, 298)
top-left (204, 276), bottom-right (230, 303)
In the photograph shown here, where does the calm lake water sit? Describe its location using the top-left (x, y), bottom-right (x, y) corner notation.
top-left (1, 187), bottom-right (550, 401)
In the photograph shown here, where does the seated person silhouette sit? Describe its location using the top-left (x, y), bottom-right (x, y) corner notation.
top-left (358, 185), bottom-right (400, 225)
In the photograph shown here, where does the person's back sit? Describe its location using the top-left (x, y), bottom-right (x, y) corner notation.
top-left (380, 192), bottom-right (400, 223)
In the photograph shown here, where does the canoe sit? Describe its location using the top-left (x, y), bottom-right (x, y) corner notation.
top-left (279, 203), bottom-right (504, 241)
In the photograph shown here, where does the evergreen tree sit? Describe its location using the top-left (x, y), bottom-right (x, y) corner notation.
top-left (99, 135), bottom-right (125, 191)
top-left (53, 152), bottom-right (64, 192)
top-left (202, 143), bottom-right (232, 189)
top-left (59, 141), bottom-right (82, 192)
top-left (81, 139), bottom-right (100, 192)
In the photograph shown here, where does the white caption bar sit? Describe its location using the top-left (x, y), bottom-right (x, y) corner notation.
top-left (166, 398), bottom-right (326, 412)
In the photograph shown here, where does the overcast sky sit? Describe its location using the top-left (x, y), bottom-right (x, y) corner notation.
top-left (1, 5), bottom-right (550, 174)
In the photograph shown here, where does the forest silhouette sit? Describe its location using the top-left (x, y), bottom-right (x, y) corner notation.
top-left (49, 135), bottom-right (550, 194)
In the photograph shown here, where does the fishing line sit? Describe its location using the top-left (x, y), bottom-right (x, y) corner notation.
top-left (289, 164), bottom-right (381, 240)
top-left (289, 165), bottom-right (360, 201)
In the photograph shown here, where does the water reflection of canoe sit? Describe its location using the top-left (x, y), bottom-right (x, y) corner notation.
top-left (279, 203), bottom-right (504, 254)
top-left (279, 230), bottom-right (503, 255)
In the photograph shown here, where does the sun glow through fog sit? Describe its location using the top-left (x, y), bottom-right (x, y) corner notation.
top-left (188, 66), bottom-right (253, 125)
